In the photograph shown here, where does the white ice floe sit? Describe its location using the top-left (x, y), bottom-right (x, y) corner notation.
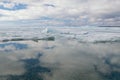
top-left (52, 26), bottom-right (120, 42)
top-left (0, 26), bottom-right (120, 43)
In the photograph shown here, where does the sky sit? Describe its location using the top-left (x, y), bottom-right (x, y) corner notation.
top-left (0, 0), bottom-right (120, 27)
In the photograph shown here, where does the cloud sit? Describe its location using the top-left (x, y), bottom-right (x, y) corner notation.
top-left (0, 1), bottom-right (15, 9)
top-left (0, 0), bottom-right (120, 26)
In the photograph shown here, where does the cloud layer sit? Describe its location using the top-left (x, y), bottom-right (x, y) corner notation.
top-left (0, 0), bottom-right (120, 26)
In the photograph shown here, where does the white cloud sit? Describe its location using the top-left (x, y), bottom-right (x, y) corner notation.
top-left (0, 2), bottom-right (15, 9)
top-left (0, 0), bottom-right (120, 26)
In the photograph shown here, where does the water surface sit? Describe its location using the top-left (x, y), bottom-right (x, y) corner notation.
top-left (0, 40), bottom-right (120, 80)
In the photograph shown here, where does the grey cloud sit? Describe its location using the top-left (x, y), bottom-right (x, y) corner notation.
top-left (43, 4), bottom-right (56, 7)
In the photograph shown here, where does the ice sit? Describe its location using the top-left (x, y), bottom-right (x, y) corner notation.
top-left (0, 26), bottom-right (120, 43)
top-left (51, 26), bottom-right (120, 42)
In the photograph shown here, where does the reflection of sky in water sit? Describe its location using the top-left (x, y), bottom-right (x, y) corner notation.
top-left (0, 43), bottom-right (28, 52)
top-left (0, 40), bottom-right (120, 80)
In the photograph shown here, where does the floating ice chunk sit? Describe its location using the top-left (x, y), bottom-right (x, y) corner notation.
top-left (0, 26), bottom-right (120, 43)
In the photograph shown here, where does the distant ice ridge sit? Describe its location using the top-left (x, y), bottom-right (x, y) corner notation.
top-left (0, 26), bottom-right (120, 43)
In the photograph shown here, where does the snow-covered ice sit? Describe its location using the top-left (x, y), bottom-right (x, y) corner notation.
top-left (0, 26), bottom-right (120, 43)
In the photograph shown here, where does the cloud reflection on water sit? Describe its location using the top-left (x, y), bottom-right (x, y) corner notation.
top-left (0, 40), bottom-right (120, 80)
top-left (40, 40), bottom-right (120, 80)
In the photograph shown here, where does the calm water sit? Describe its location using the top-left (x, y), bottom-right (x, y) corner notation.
top-left (0, 40), bottom-right (120, 80)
